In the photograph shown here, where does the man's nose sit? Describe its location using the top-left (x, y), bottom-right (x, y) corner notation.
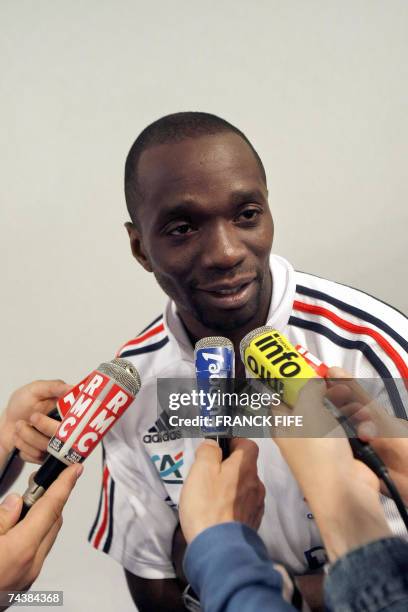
top-left (200, 221), bottom-right (246, 270)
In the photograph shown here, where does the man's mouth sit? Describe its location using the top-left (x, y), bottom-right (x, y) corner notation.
top-left (211, 285), bottom-right (247, 295)
top-left (195, 277), bottom-right (257, 309)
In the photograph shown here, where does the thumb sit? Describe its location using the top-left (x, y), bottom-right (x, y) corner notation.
top-left (195, 438), bottom-right (222, 466)
top-left (326, 366), bottom-right (351, 378)
top-left (0, 493), bottom-right (23, 534)
top-left (357, 420), bottom-right (379, 441)
top-left (34, 379), bottom-right (72, 400)
top-left (357, 408), bottom-right (408, 441)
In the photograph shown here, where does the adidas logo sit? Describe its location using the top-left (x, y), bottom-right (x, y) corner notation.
top-left (143, 429), bottom-right (181, 444)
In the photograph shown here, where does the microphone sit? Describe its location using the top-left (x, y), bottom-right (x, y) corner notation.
top-left (239, 326), bottom-right (387, 474)
top-left (0, 376), bottom-right (90, 495)
top-left (20, 358), bottom-right (141, 519)
top-left (240, 327), bottom-right (318, 405)
top-left (195, 337), bottom-right (234, 459)
top-left (240, 326), bottom-right (408, 532)
top-left (56, 375), bottom-right (93, 418)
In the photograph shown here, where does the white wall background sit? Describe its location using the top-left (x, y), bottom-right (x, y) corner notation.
top-left (1, 1), bottom-right (407, 610)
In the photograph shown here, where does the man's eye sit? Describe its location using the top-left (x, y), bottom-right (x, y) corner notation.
top-left (168, 223), bottom-right (194, 236)
top-left (238, 208), bottom-right (260, 222)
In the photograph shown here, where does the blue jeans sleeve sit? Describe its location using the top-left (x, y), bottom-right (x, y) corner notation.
top-left (183, 522), bottom-right (297, 612)
top-left (324, 537), bottom-right (408, 612)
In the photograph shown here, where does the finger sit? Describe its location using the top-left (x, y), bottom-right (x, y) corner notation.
top-left (35, 399), bottom-right (61, 416)
top-left (229, 437), bottom-right (259, 461)
top-left (341, 403), bottom-right (372, 423)
top-left (19, 451), bottom-right (45, 465)
top-left (325, 384), bottom-right (355, 407)
top-left (27, 517), bottom-right (63, 584)
top-left (15, 438), bottom-right (47, 463)
top-left (29, 413), bottom-right (59, 438)
top-left (16, 420), bottom-right (52, 451)
top-left (227, 439), bottom-right (260, 473)
top-left (357, 420), bottom-right (379, 441)
top-left (195, 439), bottom-right (222, 466)
top-left (325, 395), bottom-right (371, 422)
top-left (0, 493), bottom-right (23, 535)
top-left (326, 366), bottom-right (352, 379)
top-left (13, 464), bottom-right (82, 546)
top-left (357, 412), bottom-right (408, 440)
top-left (31, 380), bottom-right (72, 401)
top-left (326, 369), bottom-right (372, 405)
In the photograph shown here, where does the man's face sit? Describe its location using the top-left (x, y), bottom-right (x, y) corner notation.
top-left (128, 132), bottom-right (274, 334)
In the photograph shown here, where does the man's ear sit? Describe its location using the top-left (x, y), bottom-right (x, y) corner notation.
top-left (124, 222), bottom-right (153, 273)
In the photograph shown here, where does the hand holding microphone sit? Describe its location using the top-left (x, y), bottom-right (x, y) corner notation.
top-left (240, 325), bottom-right (408, 531)
top-left (19, 358), bottom-right (141, 518)
top-left (326, 370), bottom-right (408, 505)
top-left (268, 378), bottom-right (394, 564)
top-left (0, 381), bottom-right (72, 498)
top-left (0, 357), bottom-right (141, 607)
top-left (240, 326), bottom-right (387, 469)
top-left (14, 413), bottom-right (60, 466)
top-left (0, 463), bottom-right (82, 602)
top-left (10, 374), bottom-right (99, 467)
top-left (0, 380), bottom-right (71, 469)
top-left (179, 438), bottom-right (265, 545)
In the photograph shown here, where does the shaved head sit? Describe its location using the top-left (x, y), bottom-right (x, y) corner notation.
top-left (124, 112), bottom-right (266, 225)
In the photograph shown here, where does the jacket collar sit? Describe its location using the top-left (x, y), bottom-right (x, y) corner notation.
top-left (163, 254), bottom-right (296, 363)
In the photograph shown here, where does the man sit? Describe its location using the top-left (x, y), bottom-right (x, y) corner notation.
top-left (82, 112), bottom-right (407, 610)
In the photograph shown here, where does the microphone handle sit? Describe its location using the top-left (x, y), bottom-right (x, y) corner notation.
top-left (218, 437), bottom-right (230, 460)
top-left (19, 454), bottom-right (71, 521)
top-left (204, 436), bottom-right (230, 460)
top-left (323, 398), bottom-right (386, 477)
top-left (348, 437), bottom-right (387, 477)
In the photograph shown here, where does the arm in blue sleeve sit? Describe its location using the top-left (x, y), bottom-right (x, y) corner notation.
top-left (324, 537), bottom-right (408, 612)
top-left (183, 522), bottom-right (296, 612)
